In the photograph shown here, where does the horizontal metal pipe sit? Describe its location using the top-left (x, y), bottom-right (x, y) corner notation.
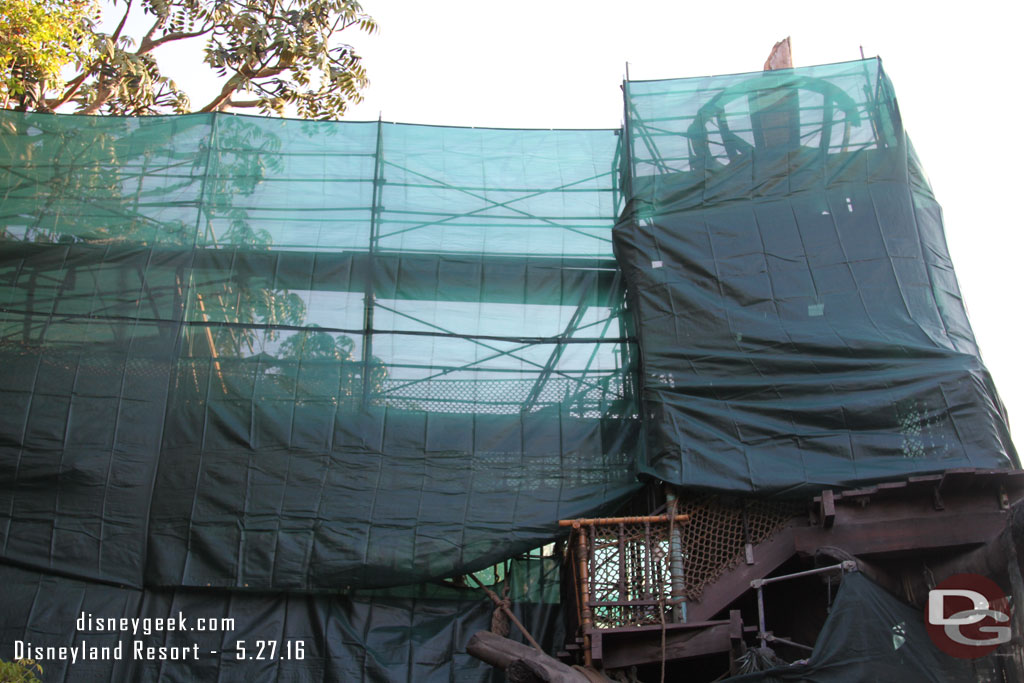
top-left (765, 634), bottom-right (815, 652)
top-left (750, 561), bottom-right (855, 588)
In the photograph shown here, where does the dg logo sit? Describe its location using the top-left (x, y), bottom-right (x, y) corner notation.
top-left (926, 573), bottom-right (1011, 658)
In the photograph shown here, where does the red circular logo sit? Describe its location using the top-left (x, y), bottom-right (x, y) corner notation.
top-left (925, 573), bottom-right (1011, 659)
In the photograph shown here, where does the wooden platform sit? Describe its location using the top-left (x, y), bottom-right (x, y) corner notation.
top-left (570, 468), bottom-right (1024, 676)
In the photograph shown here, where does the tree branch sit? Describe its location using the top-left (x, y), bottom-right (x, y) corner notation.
top-left (38, 0), bottom-right (375, 118)
top-left (139, 26), bottom-right (214, 54)
top-left (110, 0), bottom-right (134, 44)
top-left (250, 65), bottom-right (286, 80)
top-left (50, 0), bottom-right (135, 110)
top-left (199, 74), bottom-right (246, 112)
top-left (77, 83), bottom-right (114, 115)
top-left (50, 71), bottom-right (91, 110)
top-left (139, 15), bottom-right (164, 51)
top-left (51, 0), bottom-right (138, 112)
top-left (198, 60), bottom-right (289, 113)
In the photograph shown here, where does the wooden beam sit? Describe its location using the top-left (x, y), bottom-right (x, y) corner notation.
top-left (795, 511), bottom-right (1008, 557)
top-left (599, 623), bottom-right (733, 670)
top-left (820, 489), bottom-right (835, 528)
top-left (686, 524), bottom-right (799, 623)
top-left (467, 631), bottom-right (589, 682)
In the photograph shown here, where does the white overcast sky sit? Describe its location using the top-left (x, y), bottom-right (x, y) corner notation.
top-left (144, 0), bottom-right (1023, 445)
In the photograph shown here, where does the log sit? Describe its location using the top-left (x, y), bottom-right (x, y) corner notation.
top-left (466, 631), bottom-right (589, 682)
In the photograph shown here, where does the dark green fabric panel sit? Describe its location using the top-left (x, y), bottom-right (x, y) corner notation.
top-left (0, 560), bottom-right (561, 682)
top-left (727, 572), bottom-right (990, 682)
top-left (0, 112), bottom-right (640, 589)
top-left (616, 59), bottom-right (1016, 495)
top-left (147, 409), bottom-right (638, 588)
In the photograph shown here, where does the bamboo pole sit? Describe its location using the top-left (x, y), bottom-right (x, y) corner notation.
top-left (558, 514), bottom-right (689, 527)
top-left (575, 523), bottom-right (594, 668)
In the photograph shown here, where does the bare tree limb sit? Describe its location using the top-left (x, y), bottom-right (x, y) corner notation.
top-left (77, 84), bottom-right (113, 115)
top-left (140, 14), bottom-right (164, 47)
top-left (139, 27), bottom-right (215, 54)
top-left (199, 74), bottom-right (247, 113)
top-left (198, 62), bottom-right (287, 113)
top-left (110, 0), bottom-right (134, 45)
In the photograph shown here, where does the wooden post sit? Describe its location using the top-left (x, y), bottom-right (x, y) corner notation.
top-left (465, 573), bottom-right (544, 653)
top-left (575, 521), bottom-right (594, 668)
top-left (764, 37), bottom-right (793, 70)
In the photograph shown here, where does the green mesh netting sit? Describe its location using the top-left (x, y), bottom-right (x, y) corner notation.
top-left (0, 58), bottom-right (1019, 682)
top-left (0, 112), bottom-right (640, 590)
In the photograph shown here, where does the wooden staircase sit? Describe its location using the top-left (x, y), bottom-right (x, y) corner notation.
top-left (566, 469), bottom-right (1024, 676)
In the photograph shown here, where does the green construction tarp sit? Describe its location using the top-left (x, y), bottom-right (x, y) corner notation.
top-left (615, 59), bottom-right (1017, 495)
top-left (0, 57), bottom-right (1019, 681)
top-left (0, 113), bottom-right (640, 591)
top-left (727, 572), bottom-right (1004, 682)
top-left (0, 556), bottom-right (562, 682)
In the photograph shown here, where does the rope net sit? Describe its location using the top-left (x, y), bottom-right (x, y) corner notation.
top-left (586, 496), bottom-right (799, 628)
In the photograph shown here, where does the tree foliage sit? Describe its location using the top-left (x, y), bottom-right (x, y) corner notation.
top-left (0, 0), bottom-right (97, 108)
top-left (1, 0), bottom-right (376, 119)
top-left (0, 658), bottom-right (43, 683)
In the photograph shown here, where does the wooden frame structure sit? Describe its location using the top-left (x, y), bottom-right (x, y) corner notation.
top-left (556, 469), bottom-right (1024, 679)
